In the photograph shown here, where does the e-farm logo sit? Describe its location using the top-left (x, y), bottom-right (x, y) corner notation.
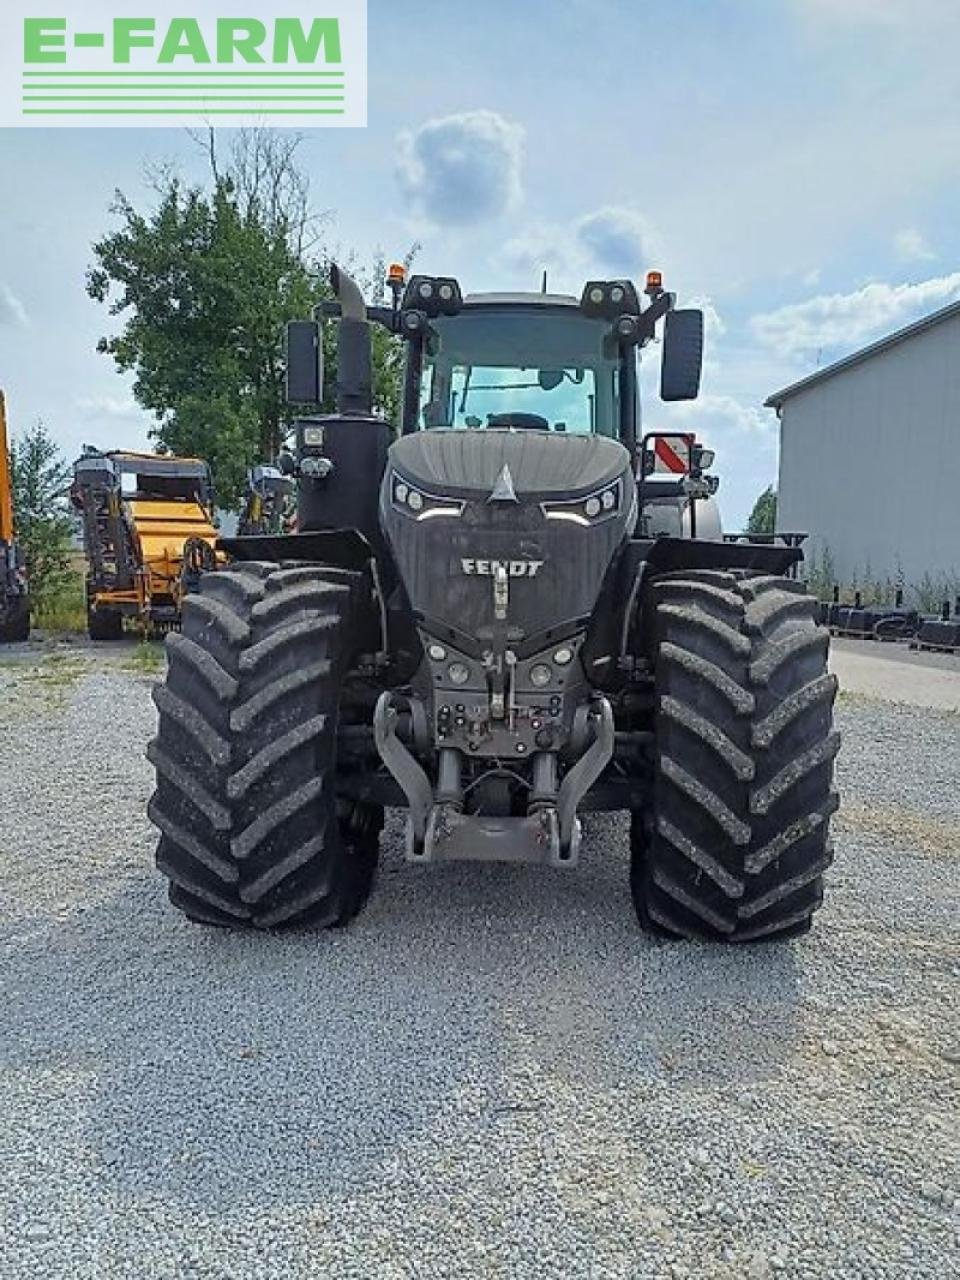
top-left (0, 2), bottom-right (367, 127)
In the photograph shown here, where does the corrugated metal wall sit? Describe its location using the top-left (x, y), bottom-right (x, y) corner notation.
top-left (776, 311), bottom-right (960, 589)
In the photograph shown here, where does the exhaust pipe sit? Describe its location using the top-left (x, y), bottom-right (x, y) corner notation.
top-left (330, 263), bottom-right (367, 322)
top-left (329, 263), bottom-right (372, 415)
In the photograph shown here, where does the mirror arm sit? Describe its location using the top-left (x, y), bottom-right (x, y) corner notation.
top-left (315, 300), bottom-right (401, 334)
top-left (637, 290), bottom-right (675, 344)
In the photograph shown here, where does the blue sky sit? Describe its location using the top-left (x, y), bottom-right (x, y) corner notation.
top-left (1, 0), bottom-right (958, 524)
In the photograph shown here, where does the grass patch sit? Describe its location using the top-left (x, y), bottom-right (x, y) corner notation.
top-left (32, 568), bottom-right (87, 634)
top-left (123, 640), bottom-right (166, 675)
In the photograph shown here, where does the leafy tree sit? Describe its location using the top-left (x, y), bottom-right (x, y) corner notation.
top-left (9, 421), bottom-right (74, 605)
top-left (87, 130), bottom-right (408, 509)
top-left (746, 485), bottom-right (778, 535)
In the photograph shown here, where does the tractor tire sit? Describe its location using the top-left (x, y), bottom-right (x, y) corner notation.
top-left (148, 561), bottom-right (382, 929)
top-left (0, 594), bottom-right (30, 642)
top-left (631, 571), bottom-right (839, 942)
top-left (87, 603), bottom-right (123, 641)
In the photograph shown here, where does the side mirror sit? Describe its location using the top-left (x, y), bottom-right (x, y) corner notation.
top-left (660, 309), bottom-right (703, 402)
top-left (276, 450), bottom-right (296, 476)
top-left (286, 320), bottom-right (324, 405)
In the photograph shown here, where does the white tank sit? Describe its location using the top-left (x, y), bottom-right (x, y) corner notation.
top-left (644, 494), bottom-right (723, 541)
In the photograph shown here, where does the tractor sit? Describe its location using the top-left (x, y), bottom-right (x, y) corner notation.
top-left (147, 265), bottom-right (838, 941)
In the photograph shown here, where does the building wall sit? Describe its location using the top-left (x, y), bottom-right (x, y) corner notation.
top-left (777, 311), bottom-right (960, 592)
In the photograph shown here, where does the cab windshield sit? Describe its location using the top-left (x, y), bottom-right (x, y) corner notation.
top-left (418, 306), bottom-right (621, 436)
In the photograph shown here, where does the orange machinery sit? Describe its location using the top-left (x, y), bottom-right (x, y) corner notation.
top-left (0, 390), bottom-right (29, 642)
top-left (71, 450), bottom-right (220, 639)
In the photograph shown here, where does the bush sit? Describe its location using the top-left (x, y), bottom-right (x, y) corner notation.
top-left (9, 421), bottom-right (75, 613)
top-left (32, 564), bottom-right (87, 633)
top-left (746, 486), bottom-right (777, 535)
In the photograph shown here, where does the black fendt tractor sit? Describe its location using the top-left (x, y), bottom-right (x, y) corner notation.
top-left (148, 265), bottom-right (839, 940)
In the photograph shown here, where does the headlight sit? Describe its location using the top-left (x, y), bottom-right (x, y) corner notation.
top-left (541, 480), bottom-right (622, 526)
top-left (302, 425), bottom-right (325, 447)
top-left (390, 472), bottom-right (465, 521)
top-left (529, 663), bottom-right (553, 688)
top-left (580, 279), bottom-right (641, 319)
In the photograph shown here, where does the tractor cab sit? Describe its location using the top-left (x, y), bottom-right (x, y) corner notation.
top-left (281, 267), bottom-right (714, 555)
top-left (412, 294), bottom-right (624, 437)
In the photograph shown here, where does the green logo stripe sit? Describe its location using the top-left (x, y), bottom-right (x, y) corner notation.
top-left (23, 95), bottom-right (345, 101)
top-left (22, 108), bottom-right (346, 115)
top-left (21, 88), bottom-right (345, 94)
top-left (22, 70), bottom-right (345, 78)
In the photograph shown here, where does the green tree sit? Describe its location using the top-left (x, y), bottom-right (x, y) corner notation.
top-left (87, 130), bottom-right (407, 509)
top-left (746, 485), bottom-right (778, 535)
top-left (9, 421), bottom-right (74, 606)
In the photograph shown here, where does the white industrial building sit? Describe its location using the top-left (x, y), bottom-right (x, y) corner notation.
top-left (767, 299), bottom-right (960, 596)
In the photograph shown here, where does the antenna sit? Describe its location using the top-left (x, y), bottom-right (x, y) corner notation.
top-left (541, 270), bottom-right (548, 294)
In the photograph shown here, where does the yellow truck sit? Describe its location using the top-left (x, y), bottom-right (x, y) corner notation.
top-left (0, 390), bottom-right (30, 642)
top-left (71, 450), bottom-right (219, 638)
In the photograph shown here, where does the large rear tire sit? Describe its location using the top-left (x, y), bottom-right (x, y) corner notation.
top-left (148, 562), bottom-right (382, 929)
top-left (631, 571), bottom-right (839, 942)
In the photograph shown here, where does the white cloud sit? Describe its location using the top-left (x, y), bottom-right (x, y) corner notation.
top-left (395, 110), bottom-right (524, 227)
top-left (500, 206), bottom-right (665, 293)
top-left (750, 273), bottom-right (960, 359)
top-left (893, 227), bottom-right (936, 262)
top-left (575, 207), bottom-right (659, 279)
top-left (75, 394), bottom-right (143, 418)
top-left (686, 296), bottom-right (725, 339)
top-left (669, 393), bottom-right (775, 439)
top-left (500, 222), bottom-right (575, 287)
top-left (0, 284), bottom-right (28, 328)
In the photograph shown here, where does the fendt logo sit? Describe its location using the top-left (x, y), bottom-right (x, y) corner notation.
top-left (0, 3), bottom-right (367, 128)
top-left (461, 558), bottom-right (545, 579)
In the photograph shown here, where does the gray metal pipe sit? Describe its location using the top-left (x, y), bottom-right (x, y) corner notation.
top-left (330, 263), bottom-right (366, 321)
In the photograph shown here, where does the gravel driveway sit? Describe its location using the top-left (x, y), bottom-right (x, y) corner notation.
top-left (1, 644), bottom-right (958, 1279)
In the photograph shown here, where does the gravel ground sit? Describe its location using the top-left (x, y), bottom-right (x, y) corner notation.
top-left (0, 646), bottom-right (958, 1279)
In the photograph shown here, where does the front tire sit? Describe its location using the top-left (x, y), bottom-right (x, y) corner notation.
top-left (631, 571), bottom-right (839, 942)
top-left (148, 562), bottom-right (382, 929)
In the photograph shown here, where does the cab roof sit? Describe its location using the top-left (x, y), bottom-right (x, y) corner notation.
top-left (462, 292), bottom-right (580, 308)
top-left (107, 451), bottom-right (209, 476)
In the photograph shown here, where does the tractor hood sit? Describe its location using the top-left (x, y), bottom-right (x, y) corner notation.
top-left (385, 428), bottom-right (628, 499)
top-left (380, 429), bottom-right (636, 654)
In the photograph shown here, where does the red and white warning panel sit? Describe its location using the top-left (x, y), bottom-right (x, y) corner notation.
top-left (651, 434), bottom-right (694, 474)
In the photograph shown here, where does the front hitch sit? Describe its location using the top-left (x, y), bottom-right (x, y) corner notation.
top-left (373, 691), bottom-right (615, 867)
